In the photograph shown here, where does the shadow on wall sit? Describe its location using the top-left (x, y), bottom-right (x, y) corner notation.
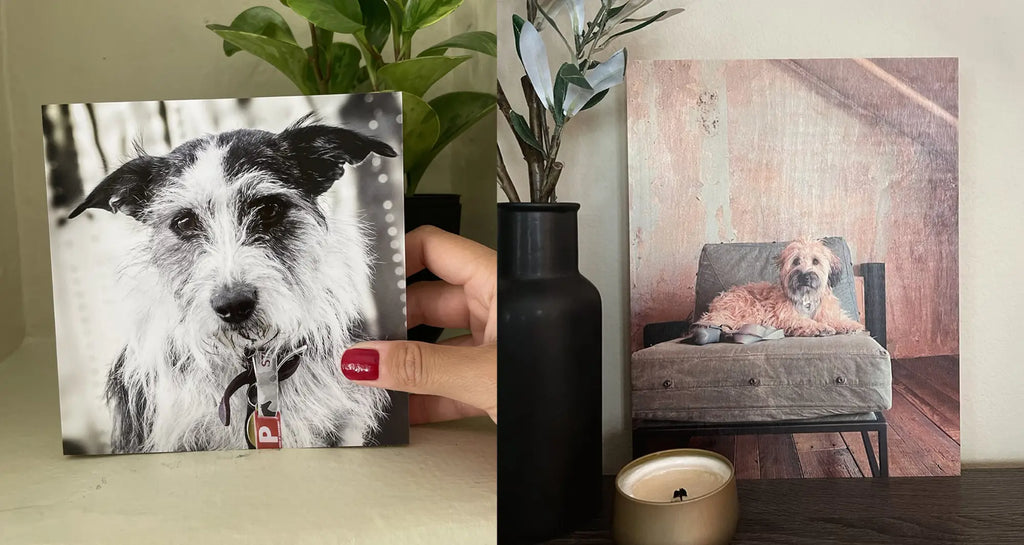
top-left (627, 58), bottom-right (958, 359)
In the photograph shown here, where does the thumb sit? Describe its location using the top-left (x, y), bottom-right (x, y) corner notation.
top-left (340, 341), bottom-right (496, 420)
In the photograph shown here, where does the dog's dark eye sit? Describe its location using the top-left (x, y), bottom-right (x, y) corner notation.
top-left (249, 197), bottom-right (288, 231)
top-left (257, 202), bottom-right (282, 224)
top-left (170, 210), bottom-right (201, 239)
top-left (812, 258), bottom-right (820, 265)
top-left (792, 257), bottom-right (800, 266)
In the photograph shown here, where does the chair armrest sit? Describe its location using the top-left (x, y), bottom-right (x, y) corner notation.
top-left (643, 320), bottom-right (691, 348)
top-left (859, 262), bottom-right (887, 350)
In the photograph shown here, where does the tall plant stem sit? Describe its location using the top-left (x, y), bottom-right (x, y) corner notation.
top-left (540, 124), bottom-right (564, 201)
top-left (497, 145), bottom-right (521, 202)
top-left (520, 76), bottom-right (548, 200)
top-left (309, 23), bottom-right (329, 94)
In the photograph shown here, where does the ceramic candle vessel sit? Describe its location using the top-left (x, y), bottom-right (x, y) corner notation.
top-left (613, 449), bottom-right (739, 545)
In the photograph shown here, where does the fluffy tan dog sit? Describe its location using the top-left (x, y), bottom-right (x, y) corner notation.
top-left (696, 238), bottom-right (864, 337)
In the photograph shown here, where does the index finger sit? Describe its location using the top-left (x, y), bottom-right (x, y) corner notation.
top-left (405, 225), bottom-right (495, 287)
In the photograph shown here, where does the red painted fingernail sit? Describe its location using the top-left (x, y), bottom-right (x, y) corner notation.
top-left (341, 348), bottom-right (379, 381)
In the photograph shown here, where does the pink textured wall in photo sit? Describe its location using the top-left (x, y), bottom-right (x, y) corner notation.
top-left (626, 58), bottom-right (958, 359)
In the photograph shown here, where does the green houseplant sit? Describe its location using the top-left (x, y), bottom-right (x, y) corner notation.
top-left (208, 0), bottom-right (497, 196)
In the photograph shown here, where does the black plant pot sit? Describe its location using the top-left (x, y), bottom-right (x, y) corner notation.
top-left (497, 203), bottom-right (603, 544)
top-left (404, 194), bottom-right (462, 343)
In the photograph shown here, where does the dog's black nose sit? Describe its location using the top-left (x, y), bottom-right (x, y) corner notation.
top-left (211, 286), bottom-right (258, 324)
top-left (798, 271), bottom-right (819, 287)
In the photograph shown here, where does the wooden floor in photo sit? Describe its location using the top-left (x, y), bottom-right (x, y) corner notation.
top-left (690, 356), bottom-right (960, 479)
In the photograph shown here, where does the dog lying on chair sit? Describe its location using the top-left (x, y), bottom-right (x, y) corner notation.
top-left (695, 238), bottom-right (864, 337)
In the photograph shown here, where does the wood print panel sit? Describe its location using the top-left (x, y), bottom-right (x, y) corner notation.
top-left (626, 58), bottom-right (958, 358)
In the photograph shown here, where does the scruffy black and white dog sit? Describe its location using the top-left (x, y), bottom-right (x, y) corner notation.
top-left (69, 115), bottom-right (397, 453)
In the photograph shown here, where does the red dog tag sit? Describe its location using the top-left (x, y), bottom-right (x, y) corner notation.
top-left (254, 413), bottom-right (282, 449)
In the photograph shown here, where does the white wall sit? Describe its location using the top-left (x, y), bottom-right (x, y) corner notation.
top-left (497, 0), bottom-right (1024, 472)
top-left (0, 2), bottom-right (26, 360)
top-left (1, 0), bottom-right (496, 345)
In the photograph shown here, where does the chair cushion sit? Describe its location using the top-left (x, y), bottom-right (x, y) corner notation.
top-left (693, 237), bottom-right (859, 322)
top-left (631, 334), bottom-right (892, 422)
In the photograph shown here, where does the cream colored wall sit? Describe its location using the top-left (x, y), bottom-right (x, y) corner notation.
top-left (0, 2), bottom-right (26, 360)
top-left (1, 0), bottom-right (496, 344)
top-left (497, 0), bottom-right (1024, 472)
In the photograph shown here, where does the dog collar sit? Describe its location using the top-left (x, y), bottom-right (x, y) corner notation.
top-left (217, 344), bottom-right (306, 449)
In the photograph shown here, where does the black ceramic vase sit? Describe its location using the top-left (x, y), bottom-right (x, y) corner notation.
top-left (404, 194), bottom-right (461, 343)
top-left (498, 203), bottom-right (603, 544)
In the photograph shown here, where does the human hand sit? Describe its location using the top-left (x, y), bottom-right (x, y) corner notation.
top-left (341, 226), bottom-right (497, 424)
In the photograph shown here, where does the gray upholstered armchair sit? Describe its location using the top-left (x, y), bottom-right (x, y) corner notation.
top-left (630, 237), bottom-right (893, 477)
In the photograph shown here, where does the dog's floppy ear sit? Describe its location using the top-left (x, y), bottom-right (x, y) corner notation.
top-left (280, 116), bottom-right (397, 197)
top-left (827, 251), bottom-right (843, 288)
top-left (68, 155), bottom-right (163, 221)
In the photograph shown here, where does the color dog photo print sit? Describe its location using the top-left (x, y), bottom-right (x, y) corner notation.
top-left (627, 58), bottom-right (959, 479)
top-left (43, 93), bottom-right (409, 454)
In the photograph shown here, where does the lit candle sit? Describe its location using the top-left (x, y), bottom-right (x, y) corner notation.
top-left (613, 449), bottom-right (739, 545)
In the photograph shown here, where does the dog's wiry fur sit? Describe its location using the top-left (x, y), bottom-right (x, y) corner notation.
top-left (696, 238), bottom-right (864, 337)
top-left (70, 115), bottom-right (398, 453)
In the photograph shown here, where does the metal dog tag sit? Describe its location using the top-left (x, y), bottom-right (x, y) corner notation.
top-left (252, 348), bottom-right (280, 416)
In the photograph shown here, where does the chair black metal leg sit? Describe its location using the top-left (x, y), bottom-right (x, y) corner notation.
top-left (878, 425), bottom-right (889, 477)
top-left (862, 430), bottom-right (880, 477)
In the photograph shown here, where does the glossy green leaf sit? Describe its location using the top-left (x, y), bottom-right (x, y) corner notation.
top-left (376, 55), bottom-right (469, 96)
top-left (358, 0), bottom-right (392, 50)
top-left (287, 0), bottom-right (365, 34)
top-left (384, 0), bottom-right (404, 47)
top-left (579, 88), bottom-right (609, 112)
top-left (207, 25), bottom-right (318, 94)
top-left (509, 110), bottom-right (544, 154)
top-left (219, 7), bottom-right (297, 57)
top-left (384, 0), bottom-right (405, 19)
top-left (512, 14), bottom-right (526, 60)
top-left (403, 0), bottom-right (463, 31)
top-left (401, 93), bottom-right (440, 192)
top-left (558, 63), bottom-right (591, 90)
top-left (324, 42), bottom-right (364, 92)
top-left (553, 63), bottom-right (589, 125)
top-left (417, 31), bottom-right (497, 57)
top-left (406, 91), bottom-right (496, 190)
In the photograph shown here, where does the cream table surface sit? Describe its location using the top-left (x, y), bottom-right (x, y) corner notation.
top-left (0, 339), bottom-right (497, 544)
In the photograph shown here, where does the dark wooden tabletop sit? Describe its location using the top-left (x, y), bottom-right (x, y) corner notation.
top-left (546, 469), bottom-right (1024, 544)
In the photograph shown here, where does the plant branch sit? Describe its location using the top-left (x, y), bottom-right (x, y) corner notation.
top-left (392, 26), bottom-right (401, 62)
top-left (540, 124), bottom-right (564, 201)
top-left (540, 161), bottom-right (562, 202)
top-left (520, 76), bottom-right (548, 200)
top-left (497, 144), bottom-right (521, 202)
top-left (309, 23), bottom-right (328, 94)
top-left (497, 81), bottom-right (539, 161)
top-left (527, 0), bottom-right (538, 25)
top-left (498, 80), bottom-right (545, 202)
top-left (583, 9), bottom-right (609, 72)
top-left (353, 34), bottom-right (382, 90)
